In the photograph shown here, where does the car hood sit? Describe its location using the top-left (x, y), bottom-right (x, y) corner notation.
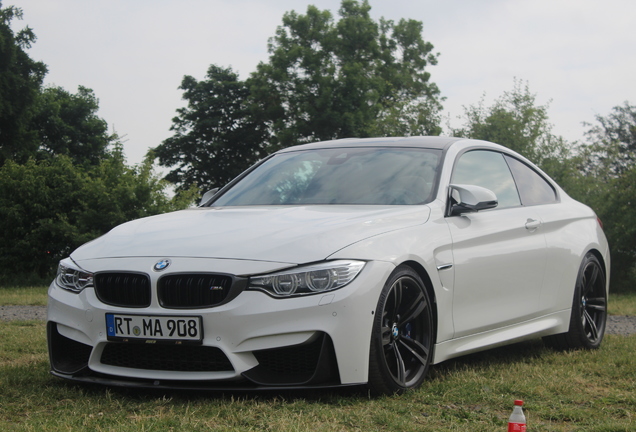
top-left (71, 205), bottom-right (431, 264)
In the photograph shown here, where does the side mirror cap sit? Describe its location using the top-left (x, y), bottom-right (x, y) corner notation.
top-left (199, 188), bottom-right (220, 206)
top-left (448, 184), bottom-right (498, 216)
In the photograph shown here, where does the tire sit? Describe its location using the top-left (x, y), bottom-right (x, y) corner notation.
top-left (543, 253), bottom-right (607, 350)
top-left (368, 266), bottom-right (435, 395)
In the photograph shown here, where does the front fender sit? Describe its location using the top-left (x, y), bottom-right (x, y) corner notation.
top-left (328, 204), bottom-right (455, 343)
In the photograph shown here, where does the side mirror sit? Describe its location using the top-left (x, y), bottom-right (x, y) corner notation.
top-left (448, 184), bottom-right (498, 216)
top-left (199, 188), bottom-right (219, 206)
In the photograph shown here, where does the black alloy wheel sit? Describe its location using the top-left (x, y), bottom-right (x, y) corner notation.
top-left (544, 253), bottom-right (607, 350)
top-left (368, 266), bottom-right (434, 395)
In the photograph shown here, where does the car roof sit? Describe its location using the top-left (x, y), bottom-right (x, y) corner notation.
top-left (276, 136), bottom-right (465, 153)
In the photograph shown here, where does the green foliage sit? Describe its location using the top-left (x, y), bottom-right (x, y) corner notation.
top-left (0, 147), bottom-right (196, 280)
top-left (154, 65), bottom-right (269, 191)
top-left (157, 0), bottom-right (443, 191)
top-left (0, 157), bottom-right (86, 277)
top-left (1, 4), bottom-right (112, 168)
top-left (584, 101), bottom-right (636, 176)
top-left (31, 85), bottom-right (112, 166)
top-left (0, 2), bottom-right (47, 164)
top-left (600, 165), bottom-right (636, 291)
top-left (451, 80), bottom-right (575, 184)
top-left (250, 0), bottom-right (442, 149)
top-left (576, 103), bottom-right (636, 292)
top-left (81, 144), bottom-right (198, 234)
top-left (0, 2), bottom-right (195, 282)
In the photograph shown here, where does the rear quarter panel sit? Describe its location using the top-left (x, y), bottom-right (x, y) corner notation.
top-left (538, 196), bottom-right (610, 313)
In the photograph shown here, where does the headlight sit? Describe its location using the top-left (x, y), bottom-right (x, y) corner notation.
top-left (248, 260), bottom-right (365, 298)
top-left (55, 261), bottom-right (94, 293)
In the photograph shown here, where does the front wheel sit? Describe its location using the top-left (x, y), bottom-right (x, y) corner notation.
top-left (543, 253), bottom-right (607, 350)
top-left (368, 266), bottom-right (435, 395)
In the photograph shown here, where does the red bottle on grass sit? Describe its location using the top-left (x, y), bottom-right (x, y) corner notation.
top-left (508, 400), bottom-right (526, 432)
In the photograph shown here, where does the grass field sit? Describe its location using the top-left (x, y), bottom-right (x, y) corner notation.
top-left (1, 287), bottom-right (635, 431)
top-left (1, 320), bottom-right (634, 431)
top-left (0, 286), bottom-right (48, 306)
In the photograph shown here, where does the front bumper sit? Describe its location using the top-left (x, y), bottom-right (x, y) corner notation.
top-left (47, 258), bottom-right (393, 389)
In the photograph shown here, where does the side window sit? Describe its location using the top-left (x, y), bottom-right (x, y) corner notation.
top-left (504, 155), bottom-right (557, 205)
top-left (451, 150), bottom-right (521, 209)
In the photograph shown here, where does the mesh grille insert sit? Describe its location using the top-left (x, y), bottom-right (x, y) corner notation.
top-left (95, 273), bottom-right (151, 308)
top-left (253, 335), bottom-right (323, 376)
top-left (100, 343), bottom-right (233, 372)
top-left (158, 274), bottom-right (233, 308)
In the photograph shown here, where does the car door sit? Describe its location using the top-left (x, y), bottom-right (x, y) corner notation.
top-left (502, 154), bottom-right (564, 313)
top-left (446, 150), bottom-right (548, 338)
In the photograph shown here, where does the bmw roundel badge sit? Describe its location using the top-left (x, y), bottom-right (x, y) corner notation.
top-left (153, 259), bottom-right (171, 272)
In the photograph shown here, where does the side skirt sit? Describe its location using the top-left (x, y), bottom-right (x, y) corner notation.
top-left (432, 309), bottom-right (571, 364)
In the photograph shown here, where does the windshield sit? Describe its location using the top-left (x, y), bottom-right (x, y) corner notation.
top-left (212, 147), bottom-right (442, 206)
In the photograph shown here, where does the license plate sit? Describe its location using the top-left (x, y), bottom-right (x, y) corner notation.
top-left (106, 314), bottom-right (203, 343)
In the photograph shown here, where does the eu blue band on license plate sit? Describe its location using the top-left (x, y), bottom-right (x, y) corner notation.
top-left (105, 313), bottom-right (203, 343)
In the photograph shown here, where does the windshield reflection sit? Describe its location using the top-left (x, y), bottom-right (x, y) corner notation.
top-left (213, 148), bottom-right (442, 206)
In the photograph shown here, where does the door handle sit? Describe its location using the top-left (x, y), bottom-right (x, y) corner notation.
top-left (525, 218), bottom-right (542, 231)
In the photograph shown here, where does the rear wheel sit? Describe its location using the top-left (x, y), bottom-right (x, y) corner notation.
top-left (368, 266), bottom-right (434, 395)
top-left (543, 253), bottom-right (607, 350)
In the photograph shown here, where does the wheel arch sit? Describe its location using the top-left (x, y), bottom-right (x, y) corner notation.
top-left (543, 247), bottom-right (608, 350)
top-left (581, 247), bottom-right (610, 296)
top-left (400, 260), bottom-right (439, 345)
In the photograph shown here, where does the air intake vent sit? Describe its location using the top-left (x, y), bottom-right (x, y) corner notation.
top-left (48, 322), bottom-right (93, 374)
top-left (158, 273), bottom-right (233, 308)
top-left (94, 272), bottom-right (151, 308)
top-left (253, 334), bottom-right (324, 376)
top-left (100, 343), bottom-right (233, 372)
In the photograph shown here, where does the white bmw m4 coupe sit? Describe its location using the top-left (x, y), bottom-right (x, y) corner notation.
top-left (48, 136), bottom-right (609, 395)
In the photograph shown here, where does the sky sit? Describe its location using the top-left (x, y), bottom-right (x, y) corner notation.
top-left (8, 0), bottom-right (636, 166)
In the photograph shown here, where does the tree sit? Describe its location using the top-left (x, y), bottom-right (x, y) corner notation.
top-left (0, 146), bottom-right (197, 281)
top-left (156, 0), bottom-right (443, 191)
top-left (31, 85), bottom-right (112, 165)
top-left (450, 80), bottom-right (574, 185)
top-left (249, 0), bottom-right (442, 150)
top-left (577, 102), bottom-right (636, 292)
top-left (0, 2), bottom-right (198, 283)
top-left (583, 102), bottom-right (636, 176)
top-left (595, 165), bottom-right (636, 292)
top-left (0, 4), bottom-right (112, 167)
top-left (0, 2), bottom-right (47, 164)
top-left (0, 157), bottom-right (87, 278)
top-left (78, 144), bottom-right (197, 235)
top-left (154, 65), bottom-right (268, 192)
